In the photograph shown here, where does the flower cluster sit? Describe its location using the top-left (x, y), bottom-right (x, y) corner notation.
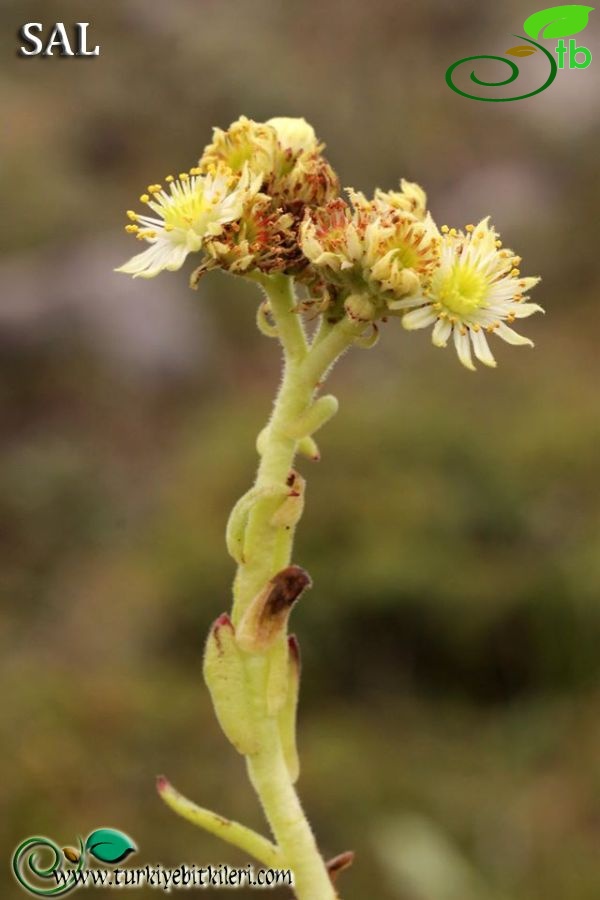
top-left (117, 116), bottom-right (542, 368)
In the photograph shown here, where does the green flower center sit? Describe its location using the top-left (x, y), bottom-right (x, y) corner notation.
top-left (437, 264), bottom-right (487, 316)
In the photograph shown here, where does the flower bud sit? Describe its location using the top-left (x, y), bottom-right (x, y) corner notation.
top-left (203, 613), bottom-right (259, 755)
top-left (267, 117), bottom-right (318, 156)
top-left (344, 293), bottom-right (377, 323)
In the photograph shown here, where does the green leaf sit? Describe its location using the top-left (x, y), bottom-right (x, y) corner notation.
top-left (523, 5), bottom-right (594, 39)
top-left (506, 45), bottom-right (539, 56)
top-left (84, 828), bottom-right (137, 864)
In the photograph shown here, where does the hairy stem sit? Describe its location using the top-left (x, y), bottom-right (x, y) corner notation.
top-left (225, 277), bottom-right (363, 898)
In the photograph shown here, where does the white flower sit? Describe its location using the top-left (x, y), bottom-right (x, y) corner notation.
top-left (116, 164), bottom-right (260, 279)
top-left (395, 218), bottom-right (543, 369)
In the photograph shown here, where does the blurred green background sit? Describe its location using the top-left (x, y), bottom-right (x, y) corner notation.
top-left (1, 1), bottom-right (599, 897)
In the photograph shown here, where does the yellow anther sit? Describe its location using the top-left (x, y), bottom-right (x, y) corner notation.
top-left (190, 167), bottom-right (201, 175)
top-left (512, 256), bottom-right (522, 266)
top-left (149, 184), bottom-right (162, 194)
top-left (441, 225), bottom-right (449, 233)
top-left (140, 194), bottom-right (150, 203)
top-left (511, 268), bottom-right (520, 277)
top-left (126, 210), bottom-right (138, 221)
top-left (179, 172), bottom-right (189, 181)
top-left (165, 175), bottom-right (174, 183)
top-left (465, 224), bottom-right (474, 232)
top-left (472, 323), bottom-right (480, 332)
top-left (495, 239), bottom-right (502, 248)
top-left (449, 228), bottom-right (457, 237)
top-left (460, 326), bottom-right (467, 335)
top-left (164, 224), bottom-right (174, 232)
top-left (125, 224), bottom-right (139, 233)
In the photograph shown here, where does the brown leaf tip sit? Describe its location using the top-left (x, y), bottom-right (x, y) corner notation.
top-left (288, 633), bottom-right (301, 668)
top-left (326, 850), bottom-right (355, 883)
top-left (267, 566), bottom-right (312, 616)
top-left (212, 612), bottom-right (234, 651)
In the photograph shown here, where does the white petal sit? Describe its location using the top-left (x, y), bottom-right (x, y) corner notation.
top-left (116, 238), bottom-right (189, 279)
top-left (387, 295), bottom-right (425, 311)
top-left (453, 328), bottom-right (475, 370)
top-left (511, 302), bottom-right (545, 318)
top-left (519, 276), bottom-right (541, 291)
top-left (402, 306), bottom-right (437, 330)
top-left (470, 328), bottom-right (497, 367)
top-left (495, 322), bottom-right (533, 346)
top-left (432, 317), bottom-right (452, 347)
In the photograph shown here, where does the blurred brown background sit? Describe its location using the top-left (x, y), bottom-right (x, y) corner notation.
top-left (1, 1), bottom-right (599, 897)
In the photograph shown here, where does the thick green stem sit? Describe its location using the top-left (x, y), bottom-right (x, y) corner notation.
top-left (247, 717), bottom-right (337, 899)
top-left (224, 278), bottom-right (365, 899)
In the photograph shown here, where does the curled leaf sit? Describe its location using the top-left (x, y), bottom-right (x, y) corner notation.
top-left (506, 45), bottom-right (539, 56)
top-left (523, 4), bottom-right (594, 39)
top-left (84, 828), bottom-right (136, 864)
top-left (236, 566), bottom-right (312, 653)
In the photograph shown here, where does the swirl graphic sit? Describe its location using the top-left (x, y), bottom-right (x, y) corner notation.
top-left (445, 36), bottom-right (557, 101)
top-left (12, 836), bottom-right (84, 896)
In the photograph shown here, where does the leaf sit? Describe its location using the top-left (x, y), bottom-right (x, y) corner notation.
top-left (84, 828), bottom-right (137, 864)
top-left (506, 45), bottom-right (539, 56)
top-left (62, 846), bottom-right (81, 864)
top-left (523, 5), bottom-right (594, 39)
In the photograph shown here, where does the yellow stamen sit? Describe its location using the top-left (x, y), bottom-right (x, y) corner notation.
top-left (140, 194), bottom-right (150, 203)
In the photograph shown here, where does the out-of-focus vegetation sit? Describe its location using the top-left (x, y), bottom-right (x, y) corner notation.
top-left (2, 1), bottom-right (599, 897)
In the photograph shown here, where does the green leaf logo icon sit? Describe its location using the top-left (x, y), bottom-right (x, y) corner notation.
top-left (523, 4), bottom-right (594, 39)
top-left (84, 828), bottom-right (137, 865)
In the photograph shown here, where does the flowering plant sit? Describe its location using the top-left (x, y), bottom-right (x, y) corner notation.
top-left (117, 116), bottom-right (542, 898)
